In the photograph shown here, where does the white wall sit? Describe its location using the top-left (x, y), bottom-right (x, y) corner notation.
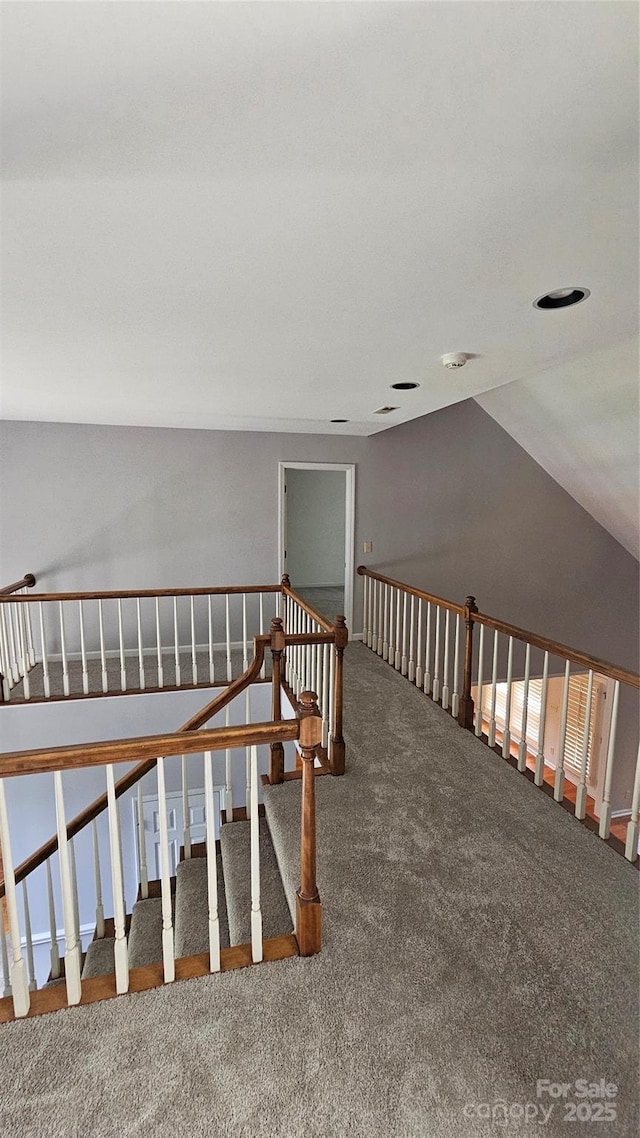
top-left (285, 468), bottom-right (346, 587)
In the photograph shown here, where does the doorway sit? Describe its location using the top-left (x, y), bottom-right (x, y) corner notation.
top-left (278, 462), bottom-right (355, 628)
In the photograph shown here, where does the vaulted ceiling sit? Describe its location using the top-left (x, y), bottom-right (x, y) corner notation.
top-left (1, 3), bottom-right (638, 550)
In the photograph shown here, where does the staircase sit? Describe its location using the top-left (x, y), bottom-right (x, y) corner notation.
top-left (50, 809), bottom-right (295, 992)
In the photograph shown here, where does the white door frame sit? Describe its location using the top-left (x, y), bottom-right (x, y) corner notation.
top-left (278, 462), bottom-right (356, 630)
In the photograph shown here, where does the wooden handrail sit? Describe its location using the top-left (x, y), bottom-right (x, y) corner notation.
top-left (0, 583), bottom-right (280, 603)
top-left (357, 566), bottom-right (464, 615)
top-left (0, 573), bottom-right (36, 596)
top-left (357, 565), bottom-right (640, 690)
top-left (281, 576), bottom-right (335, 632)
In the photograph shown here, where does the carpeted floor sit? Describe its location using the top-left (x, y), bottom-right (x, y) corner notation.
top-left (0, 643), bottom-right (637, 1137)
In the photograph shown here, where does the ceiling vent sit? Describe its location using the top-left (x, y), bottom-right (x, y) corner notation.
top-left (373, 405), bottom-right (399, 415)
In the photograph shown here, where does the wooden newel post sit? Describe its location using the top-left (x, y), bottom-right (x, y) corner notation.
top-left (269, 617), bottom-right (285, 784)
top-left (296, 690), bottom-right (322, 956)
top-left (458, 595), bottom-right (478, 730)
top-left (329, 615), bottom-right (348, 776)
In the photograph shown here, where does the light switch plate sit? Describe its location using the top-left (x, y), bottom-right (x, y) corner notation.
top-left (363, 541), bottom-right (373, 554)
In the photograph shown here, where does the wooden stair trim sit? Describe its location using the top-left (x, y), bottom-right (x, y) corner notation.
top-left (0, 935), bottom-right (300, 1024)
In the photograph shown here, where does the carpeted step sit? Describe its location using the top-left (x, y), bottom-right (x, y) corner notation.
top-left (81, 936), bottom-right (115, 979)
top-left (174, 854), bottom-right (230, 958)
top-left (262, 784), bottom-right (301, 927)
top-left (219, 818), bottom-right (293, 946)
top-left (128, 897), bottom-right (164, 969)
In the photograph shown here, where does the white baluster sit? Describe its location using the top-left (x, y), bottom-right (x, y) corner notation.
top-left (21, 880), bottom-right (36, 991)
top-left (38, 601), bottom-right (51, 699)
top-left (401, 592), bottom-right (408, 676)
top-left (408, 595), bottom-right (415, 682)
top-left (118, 598), bottom-right (126, 691)
top-left (322, 643), bottom-right (330, 748)
top-left (487, 629), bottom-right (499, 746)
top-left (0, 608), bottom-right (12, 698)
top-left (106, 766), bottom-right (129, 993)
top-left (155, 757), bottom-right (175, 983)
top-left (598, 681), bottom-right (620, 840)
top-left (98, 599), bottom-right (108, 693)
top-left (245, 688), bottom-right (252, 817)
top-left (329, 643), bottom-right (336, 745)
top-left (249, 744), bottom-right (263, 963)
top-left (423, 602), bottom-right (433, 695)
top-left (225, 704), bottom-right (233, 822)
top-left (501, 636), bottom-right (514, 757)
top-left (242, 594), bottom-right (248, 670)
top-left (574, 670), bottom-right (594, 820)
top-left (382, 584), bottom-right (389, 661)
top-left (189, 596), bottom-right (198, 685)
top-left (69, 837), bottom-right (80, 954)
top-left (1, 920), bottom-right (11, 998)
top-left (259, 593), bottom-right (266, 679)
top-left (173, 596), bottom-right (181, 686)
top-left (59, 601), bottom-right (69, 697)
top-left (441, 609), bottom-right (451, 710)
top-left (517, 643), bottom-right (531, 771)
top-left (208, 596), bottom-right (215, 683)
top-left (624, 742), bottom-right (640, 861)
top-left (204, 750), bottom-right (221, 973)
top-left (155, 597), bottom-right (164, 688)
top-left (362, 573), bottom-right (368, 647)
top-left (415, 598), bottom-right (424, 689)
top-left (394, 589), bottom-right (401, 671)
top-left (475, 623), bottom-right (485, 736)
top-left (136, 598), bottom-right (145, 690)
top-left (451, 612), bottom-right (461, 718)
top-left (182, 755), bottom-right (191, 859)
top-left (534, 651), bottom-right (550, 785)
top-left (24, 592), bottom-right (36, 668)
top-left (553, 661), bottom-right (572, 801)
top-left (76, 600), bottom-right (88, 695)
top-left (0, 780), bottom-right (29, 1015)
top-left (376, 581), bottom-right (383, 656)
top-left (6, 605), bottom-right (20, 684)
top-left (92, 819), bottom-right (105, 938)
top-left (53, 771), bottom-right (81, 1005)
top-left (225, 595), bottom-right (232, 682)
top-left (17, 603), bottom-right (30, 699)
top-left (136, 783), bottom-right (149, 898)
top-left (46, 857), bottom-right (61, 979)
top-left (432, 607), bottom-right (442, 703)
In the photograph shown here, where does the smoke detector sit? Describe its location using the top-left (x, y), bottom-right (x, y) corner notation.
top-left (441, 352), bottom-right (468, 370)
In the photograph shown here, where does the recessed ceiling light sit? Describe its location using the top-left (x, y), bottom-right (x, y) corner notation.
top-left (533, 287), bottom-right (590, 310)
top-left (390, 382), bottom-right (420, 391)
top-left (330, 418), bottom-right (349, 423)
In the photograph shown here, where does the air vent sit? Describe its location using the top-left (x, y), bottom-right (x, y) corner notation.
top-left (373, 406), bottom-right (399, 415)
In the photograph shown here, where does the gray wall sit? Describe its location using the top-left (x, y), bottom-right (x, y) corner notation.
top-left (1, 406), bottom-right (637, 807)
top-left (286, 468), bottom-right (346, 587)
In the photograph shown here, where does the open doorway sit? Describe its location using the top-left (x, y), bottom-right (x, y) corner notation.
top-left (278, 462), bottom-right (355, 628)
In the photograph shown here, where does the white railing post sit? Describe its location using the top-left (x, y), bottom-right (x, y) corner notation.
top-left (553, 660), bottom-right (572, 801)
top-left (21, 880), bottom-right (37, 991)
top-left (136, 782), bottom-right (149, 899)
top-left (0, 608), bottom-right (12, 698)
top-left (382, 584), bottom-right (389, 661)
top-left (78, 600), bottom-right (89, 695)
top-left (181, 754), bottom-right (192, 859)
top-left (424, 602), bottom-right (432, 695)
top-left (155, 597), bottom-right (164, 688)
top-left (517, 643), bottom-right (531, 771)
top-left (501, 636), bottom-right (514, 757)
top-left (118, 598), bottom-right (127, 691)
top-left (362, 574), bottom-right (368, 647)
top-left (136, 598), bottom-right (146, 690)
top-left (208, 596), bottom-right (215, 683)
top-left (225, 594), bottom-right (232, 682)
top-left (156, 757), bottom-right (175, 982)
top-left (487, 630), bottom-right (499, 747)
top-left (598, 680), bottom-right (620, 840)
top-left (24, 591), bottom-right (37, 668)
top-left (106, 765), bottom-right (129, 994)
top-left (204, 750), bottom-right (221, 973)
top-left (17, 603), bottom-right (31, 700)
top-left (432, 606), bottom-right (442, 703)
top-left (250, 744), bottom-right (263, 963)
top-left (624, 743), bottom-right (640, 862)
top-left (98, 599), bottom-right (108, 693)
top-left (376, 581), bottom-right (383, 656)
top-left (53, 771), bottom-right (81, 1005)
top-left (59, 601), bottom-right (70, 697)
top-left (534, 652), bottom-right (550, 786)
top-left (245, 688), bottom-right (252, 818)
top-left (574, 670), bottom-right (594, 820)
top-left (92, 819), bottom-right (105, 938)
top-left (190, 596), bottom-right (198, 685)
top-left (0, 923), bottom-right (11, 999)
top-left (46, 857), bottom-right (61, 979)
top-left (0, 780), bottom-right (30, 1015)
top-left (451, 612), bottom-right (461, 718)
top-left (474, 622), bottom-right (485, 737)
top-left (38, 601), bottom-right (51, 699)
top-left (394, 589), bottom-right (401, 671)
top-left (401, 592), bottom-right (408, 676)
top-left (415, 598), bottom-right (424, 689)
top-left (69, 837), bottom-right (81, 956)
top-left (242, 594), bottom-right (248, 671)
top-left (441, 609), bottom-right (451, 710)
top-left (225, 705), bottom-right (234, 823)
top-left (173, 596), bottom-right (181, 687)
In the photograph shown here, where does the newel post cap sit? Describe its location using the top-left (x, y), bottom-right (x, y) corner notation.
top-left (269, 615), bottom-right (285, 651)
top-left (333, 615), bottom-right (349, 650)
top-left (281, 574), bottom-right (291, 588)
top-left (299, 690), bottom-right (322, 750)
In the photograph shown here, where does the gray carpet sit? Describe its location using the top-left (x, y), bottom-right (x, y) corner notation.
top-left (220, 818), bottom-right (293, 945)
top-left (0, 644), bottom-right (638, 1137)
top-left (174, 855), bottom-right (230, 957)
top-left (9, 646), bottom-right (271, 702)
top-left (296, 585), bottom-right (344, 624)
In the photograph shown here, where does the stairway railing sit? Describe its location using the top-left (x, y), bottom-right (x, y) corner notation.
top-left (358, 566), bottom-right (640, 864)
top-left (0, 573), bottom-right (37, 700)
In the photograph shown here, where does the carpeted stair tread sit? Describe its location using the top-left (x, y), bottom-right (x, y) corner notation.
top-left (174, 854), bottom-right (230, 957)
top-left (128, 897), bottom-right (164, 969)
top-left (81, 936), bottom-right (115, 980)
top-left (219, 818), bottom-right (293, 945)
top-left (262, 785), bottom-right (301, 927)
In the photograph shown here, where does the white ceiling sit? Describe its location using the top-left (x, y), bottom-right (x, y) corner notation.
top-left (1, 1), bottom-right (638, 439)
top-left (477, 337), bottom-right (640, 560)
